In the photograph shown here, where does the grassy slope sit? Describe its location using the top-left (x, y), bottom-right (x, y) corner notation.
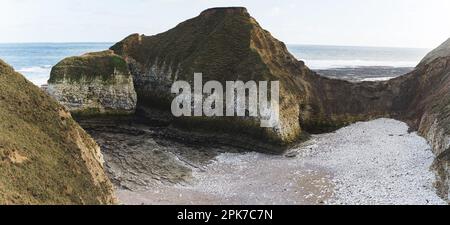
top-left (49, 50), bottom-right (130, 84)
top-left (0, 60), bottom-right (115, 204)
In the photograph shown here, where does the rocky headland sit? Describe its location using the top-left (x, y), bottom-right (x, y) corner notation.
top-left (0, 59), bottom-right (116, 204)
top-left (47, 50), bottom-right (137, 117)
top-left (47, 7), bottom-right (450, 203)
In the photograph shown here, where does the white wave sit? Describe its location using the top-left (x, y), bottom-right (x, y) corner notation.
top-left (25, 74), bottom-right (49, 86)
top-left (17, 65), bottom-right (52, 74)
top-left (361, 77), bottom-right (395, 82)
top-left (16, 65), bottom-right (52, 86)
top-left (303, 59), bottom-right (418, 70)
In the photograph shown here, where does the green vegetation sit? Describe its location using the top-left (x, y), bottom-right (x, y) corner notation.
top-left (48, 50), bottom-right (130, 84)
top-left (0, 60), bottom-right (115, 204)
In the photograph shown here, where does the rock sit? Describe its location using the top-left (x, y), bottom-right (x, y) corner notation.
top-left (108, 7), bottom-right (403, 150)
top-left (284, 151), bottom-right (299, 158)
top-left (419, 38), bottom-right (450, 65)
top-left (408, 55), bottom-right (450, 201)
top-left (0, 59), bottom-right (116, 204)
top-left (48, 50), bottom-right (137, 116)
top-left (54, 7), bottom-right (448, 155)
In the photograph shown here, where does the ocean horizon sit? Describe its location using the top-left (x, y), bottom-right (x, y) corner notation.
top-left (0, 42), bottom-right (430, 86)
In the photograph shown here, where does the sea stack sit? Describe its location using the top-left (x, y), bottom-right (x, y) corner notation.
top-left (48, 50), bottom-right (137, 116)
top-left (0, 59), bottom-right (116, 204)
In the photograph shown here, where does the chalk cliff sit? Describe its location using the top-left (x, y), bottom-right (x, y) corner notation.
top-left (109, 7), bottom-right (402, 149)
top-left (408, 55), bottom-right (450, 201)
top-left (48, 50), bottom-right (137, 116)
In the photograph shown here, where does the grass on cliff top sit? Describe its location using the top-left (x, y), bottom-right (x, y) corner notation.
top-left (111, 9), bottom-right (277, 83)
top-left (0, 60), bottom-right (113, 204)
top-left (48, 50), bottom-right (130, 84)
top-left (110, 8), bottom-right (307, 144)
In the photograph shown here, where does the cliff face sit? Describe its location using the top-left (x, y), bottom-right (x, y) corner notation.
top-left (309, 44), bottom-right (450, 200)
top-left (109, 7), bottom-right (402, 146)
top-left (0, 59), bottom-right (116, 204)
top-left (108, 7), bottom-right (450, 150)
top-left (408, 56), bottom-right (450, 200)
top-left (111, 7), bottom-right (304, 147)
top-left (48, 50), bottom-right (137, 116)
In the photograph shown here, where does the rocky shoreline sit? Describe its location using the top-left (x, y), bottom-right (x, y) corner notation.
top-left (315, 66), bottom-right (414, 82)
top-left (78, 117), bottom-right (445, 205)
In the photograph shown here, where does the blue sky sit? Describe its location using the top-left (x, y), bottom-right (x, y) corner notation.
top-left (1, 0), bottom-right (449, 48)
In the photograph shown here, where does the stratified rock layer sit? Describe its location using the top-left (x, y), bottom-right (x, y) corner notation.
top-left (0, 59), bottom-right (116, 204)
top-left (48, 50), bottom-right (137, 116)
top-left (411, 57), bottom-right (450, 201)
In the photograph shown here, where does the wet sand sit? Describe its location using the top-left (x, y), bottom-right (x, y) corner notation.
top-left (116, 153), bottom-right (333, 205)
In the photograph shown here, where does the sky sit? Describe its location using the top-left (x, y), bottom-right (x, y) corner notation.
top-left (1, 0), bottom-right (450, 48)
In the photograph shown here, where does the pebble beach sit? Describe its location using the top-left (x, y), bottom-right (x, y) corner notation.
top-left (113, 119), bottom-right (446, 205)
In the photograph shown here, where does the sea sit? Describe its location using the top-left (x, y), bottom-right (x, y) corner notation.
top-left (0, 43), bottom-right (112, 86)
top-left (0, 43), bottom-right (430, 86)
